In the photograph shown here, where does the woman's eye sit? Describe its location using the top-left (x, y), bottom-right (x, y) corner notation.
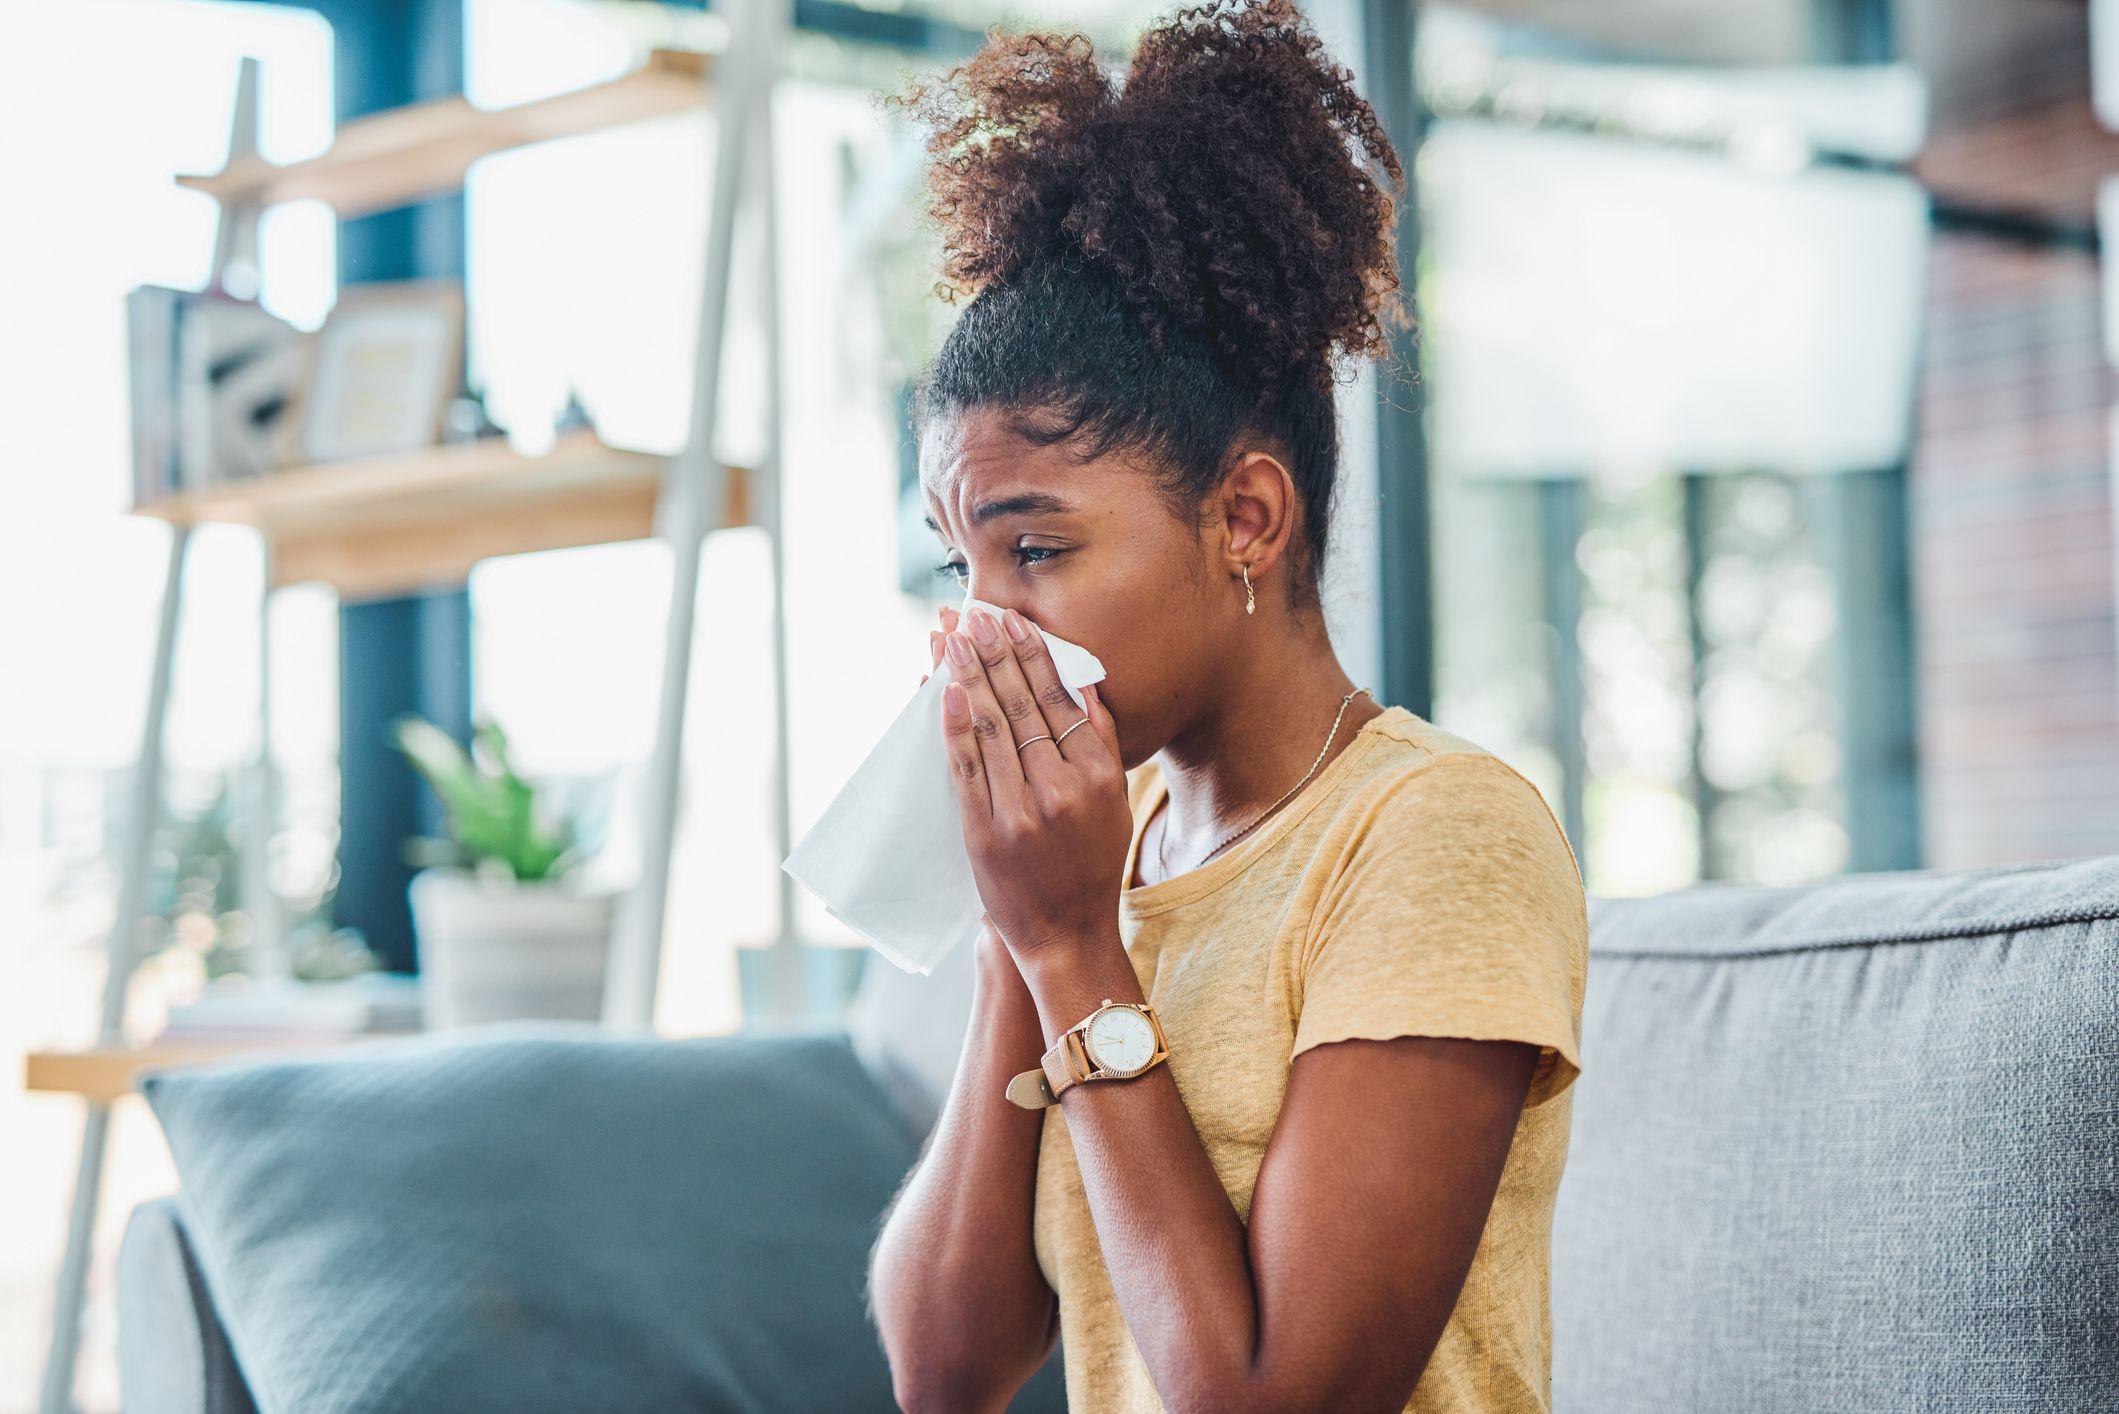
top-left (931, 547), bottom-right (1060, 584)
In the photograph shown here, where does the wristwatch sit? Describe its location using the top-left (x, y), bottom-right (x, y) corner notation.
top-left (1004, 998), bottom-right (1170, 1109)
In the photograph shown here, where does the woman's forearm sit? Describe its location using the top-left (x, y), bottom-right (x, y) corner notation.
top-left (869, 935), bottom-right (1059, 1409)
top-left (1008, 928), bottom-right (1266, 1413)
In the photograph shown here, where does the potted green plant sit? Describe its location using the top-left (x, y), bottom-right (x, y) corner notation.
top-left (391, 713), bottom-right (617, 1029)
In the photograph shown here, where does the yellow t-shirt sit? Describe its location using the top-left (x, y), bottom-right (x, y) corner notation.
top-left (1031, 703), bottom-right (1588, 1412)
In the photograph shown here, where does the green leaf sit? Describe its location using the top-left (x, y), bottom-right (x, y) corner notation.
top-left (390, 711), bottom-right (590, 882)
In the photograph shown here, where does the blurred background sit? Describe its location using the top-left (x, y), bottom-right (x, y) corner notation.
top-left (3, 0), bottom-right (2116, 1407)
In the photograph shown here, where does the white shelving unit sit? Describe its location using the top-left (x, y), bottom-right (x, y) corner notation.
top-left (35, 3), bottom-right (808, 1408)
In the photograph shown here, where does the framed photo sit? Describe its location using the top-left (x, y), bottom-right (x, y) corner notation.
top-left (295, 278), bottom-right (464, 463)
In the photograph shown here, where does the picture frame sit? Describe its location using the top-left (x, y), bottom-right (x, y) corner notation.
top-left (295, 278), bottom-right (465, 463)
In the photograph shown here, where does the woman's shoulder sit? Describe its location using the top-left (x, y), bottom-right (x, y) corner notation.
top-left (1347, 707), bottom-right (1539, 802)
top-left (1339, 711), bottom-right (1584, 893)
top-left (1295, 711), bottom-right (1590, 1097)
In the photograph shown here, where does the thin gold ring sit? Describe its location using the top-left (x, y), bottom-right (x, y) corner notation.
top-left (1015, 715), bottom-right (1091, 753)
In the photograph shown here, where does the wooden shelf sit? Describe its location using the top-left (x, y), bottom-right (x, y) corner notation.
top-left (25, 1035), bottom-right (383, 1105)
top-left (177, 47), bottom-right (714, 219)
top-left (132, 428), bottom-right (756, 601)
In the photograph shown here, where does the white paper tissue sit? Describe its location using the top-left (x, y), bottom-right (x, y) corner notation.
top-left (780, 593), bottom-right (1109, 975)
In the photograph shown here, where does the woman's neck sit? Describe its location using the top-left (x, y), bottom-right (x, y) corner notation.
top-left (1143, 637), bottom-right (1386, 880)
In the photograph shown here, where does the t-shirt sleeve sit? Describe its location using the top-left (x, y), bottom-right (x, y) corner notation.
top-left (1291, 752), bottom-right (1587, 1109)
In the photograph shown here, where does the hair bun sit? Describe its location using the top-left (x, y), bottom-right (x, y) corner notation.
top-left (879, 0), bottom-right (1412, 400)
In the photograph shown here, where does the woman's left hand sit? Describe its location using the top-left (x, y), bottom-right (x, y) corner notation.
top-left (939, 605), bottom-right (1132, 959)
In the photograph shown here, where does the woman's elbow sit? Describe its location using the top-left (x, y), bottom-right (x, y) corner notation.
top-left (869, 1287), bottom-right (1031, 1412)
top-left (876, 1311), bottom-right (1056, 1412)
top-left (888, 1364), bottom-right (1017, 1414)
top-left (1190, 1350), bottom-right (1424, 1414)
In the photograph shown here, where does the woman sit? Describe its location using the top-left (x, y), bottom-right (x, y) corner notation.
top-left (865, 2), bottom-right (1588, 1410)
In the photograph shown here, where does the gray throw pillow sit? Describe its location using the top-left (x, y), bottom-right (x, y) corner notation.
top-left (142, 1023), bottom-right (918, 1413)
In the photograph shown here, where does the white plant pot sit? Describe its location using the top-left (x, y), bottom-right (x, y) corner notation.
top-left (408, 867), bottom-right (618, 1030)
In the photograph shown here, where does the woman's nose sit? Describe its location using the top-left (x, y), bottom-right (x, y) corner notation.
top-left (966, 596), bottom-right (1030, 633)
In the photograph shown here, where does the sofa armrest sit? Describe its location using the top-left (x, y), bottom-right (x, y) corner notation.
top-left (117, 1195), bottom-right (259, 1414)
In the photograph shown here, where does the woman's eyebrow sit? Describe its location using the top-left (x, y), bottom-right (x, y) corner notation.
top-left (923, 491), bottom-right (1075, 533)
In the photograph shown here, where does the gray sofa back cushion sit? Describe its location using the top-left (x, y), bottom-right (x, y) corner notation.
top-left (142, 1024), bottom-right (919, 1414)
top-left (1555, 857), bottom-right (2119, 1411)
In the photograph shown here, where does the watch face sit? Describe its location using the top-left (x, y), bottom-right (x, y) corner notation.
top-left (1085, 1006), bottom-right (1157, 1076)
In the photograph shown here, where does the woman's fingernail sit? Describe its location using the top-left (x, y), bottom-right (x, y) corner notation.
top-left (1002, 608), bottom-right (1030, 643)
top-left (947, 632), bottom-right (973, 665)
top-left (969, 609), bottom-right (998, 644)
top-left (944, 682), bottom-right (966, 718)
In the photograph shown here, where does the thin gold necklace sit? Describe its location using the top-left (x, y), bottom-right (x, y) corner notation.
top-left (1153, 687), bottom-right (1374, 881)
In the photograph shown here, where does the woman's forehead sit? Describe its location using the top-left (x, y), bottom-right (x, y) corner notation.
top-left (920, 412), bottom-right (1086, 524)
top-left (919, 407), bottom-right (1024, 489)
top-left (918, 406), bottom-right (1178, 548)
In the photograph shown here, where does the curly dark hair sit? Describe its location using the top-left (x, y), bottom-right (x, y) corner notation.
top-left (876, 0), bottom-right (1415, 618)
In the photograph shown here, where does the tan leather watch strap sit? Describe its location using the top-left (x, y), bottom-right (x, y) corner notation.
top-left (1004, 1030), bottom-right (1083, 1109)
top-left (1002, 1069), bottom-right (1053, 1108)
top-left (1003, 1069), bottom-right (1055, 1108)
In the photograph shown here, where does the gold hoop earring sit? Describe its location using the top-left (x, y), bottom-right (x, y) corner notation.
top-left (1242, 564), bottom-right (1256, 615)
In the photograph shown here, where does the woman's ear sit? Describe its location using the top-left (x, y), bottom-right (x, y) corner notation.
top-left (1219, 448), bottom-right (1297, 577)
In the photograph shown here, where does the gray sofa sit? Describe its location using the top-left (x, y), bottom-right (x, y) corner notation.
top-left (118, 854), bottom-right (2119, 1412)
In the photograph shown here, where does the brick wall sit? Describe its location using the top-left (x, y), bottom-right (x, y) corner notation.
top-left (1908, 228), bottom-right (2119, 863)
